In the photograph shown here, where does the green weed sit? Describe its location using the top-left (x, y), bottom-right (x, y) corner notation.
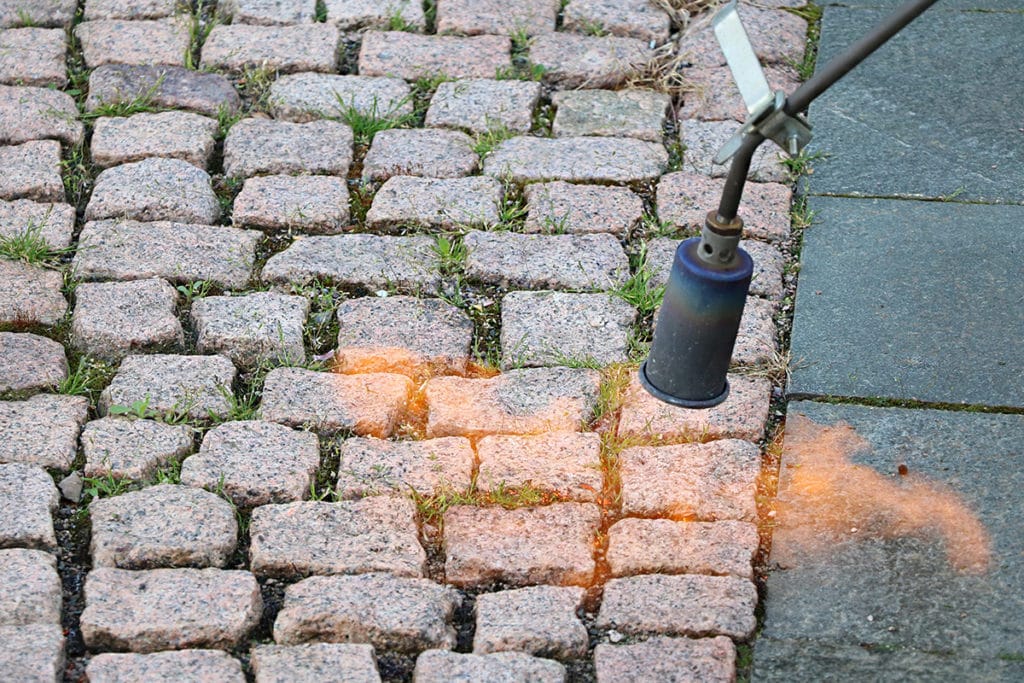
top-left (175, 280), bottom-right (213, 304)
top-left (784, 2), bottom-right (823, 81)
top-left (337, 96), bottom-right (417, 146)
top-left (58, 356), bottom-right (116, 399)
top-left (612, 252), bottom-right (665, 319)
top-left (433, 234), bottom-right (467, 276)
top-left (472, 124), bottom-right (515, 158)
top-left (81, 473), bottom-right (132, 503)
top-left (0, 223), bottom-right (73, 266)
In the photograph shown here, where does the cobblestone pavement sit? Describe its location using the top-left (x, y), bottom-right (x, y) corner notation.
top-left (0, 1), bottom-right (811, 681)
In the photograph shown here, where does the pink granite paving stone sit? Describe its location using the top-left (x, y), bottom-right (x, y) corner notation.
top-left (0, 0), bottom-right (77, 28)
top-left (444, 503), bottom-right (600, 587)
top-left (0, 332), bottom-right (66, 397)
top-left (0, 624), bottom-right (64, 683)
top-left (524, 181), bottom-right (642, 237)
top-left (223, 118), bottom-right (353, 178)
top-left (83, 0), bottom-right (181, 20)
top-left (656, 171), bottom-right (792, 243)
top-left (81, 567), bottom-right (262, 652)
top-left (324, 0), bottom-right (425, 30)
top-left (251, 643), bottom-right (382, 683)
top-left (0, 200), bottom-right (74, 249)
top-left (618, 439), bottom-right (760, 521)
top-left (366, 176), bottom-right (501, 230)
top-left (0, 259), bottom-right (67, 327)
top-left (273, 572), bottom-right (461, 651)
top-left (75, 18), bottom-right (190, 68)
top-left (681, 119), bottom-right (789, 182)
top-left (552, 88), bottom-right (670, 142)
top-left (618, 373), bottom-right (770, 442)
top-left (269, 72), bottom-right (413, 123)
top-left (0, 140), bottom-right (64, 203)
top-left (0, 27), bottom-right (66, 86)
top-left (424, 367), bottom-right (600, 438)
top-left (352, 439), bottom-right (468, 507)
top-left (0, 463), bottom-right (59, 549)
top-left (84, 157), bottom-right (220, 224)
top-left (200, 23), bottom-right (340, 73)
top-left (359, 31), bottom-right (511, 80)
top-left (0, 548), bottom-right (61, 625)
top-left (220, 0), bottom-right (317, 25)
top-left (0, 395), bottom-right (88, 470)
top-left (594, 635), bottom-right (736, 683)
top-left (606, 518), bottom-right (759, 580)
top-left (98, 354), bottom-right (238, 423)
top-left (425, 79), bottom-right (541, 135)
top-left (529, 33), bottom-right (652, 89)
top-left (596, 573), bottom-right (758, 639)
top-left (473, 585), bottom-right (588, 658)
top-left (435, 0), bottom-right (557, 36)
top-left (0, 85), bottom-right (82, 146)
top-left (191, 292), bottom-right (309, 369)
top-left (87, 650), bottom-right (245, 683)
top-left (483, 136), bottom-right (667, 184)
top-left (679, 4), bottom-right (807, 69)
top-left (85, 64), bottom-right (241, 117)
top-left (259, 367), bottom-right (412, 437)
top-left (90, 111), bottom-right (219, 169)
top-left (233, 175), bottom-right (351, 233)
top-left (563, 0), bottom-right (671, 43)
top-left (732, 296), bottom-right (778, 366)
top-left (334, 296), bottom-right (474, 376)
top-left (477, 432), bottom-right (603, 503)
top-left (249, 496), bottom-right (426, 578)
top-left (413, 650), bottom-right (566, 682)
top-left (81, 417), bottom-right (194, 481)
top-left (71, 279), bottom-right (183, 362)
top-left (362, 128), bottom-right (479, 181)
top-left (680, 64), bottom-right (801, 122)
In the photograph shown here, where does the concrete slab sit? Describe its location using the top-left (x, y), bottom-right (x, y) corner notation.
top-left (788, 196), bottom-right (1024, 408)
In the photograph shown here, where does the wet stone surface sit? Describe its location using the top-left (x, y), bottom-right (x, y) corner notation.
top-left (413, 650), bottom-right (566, 683)
top-left (476, 432), bottom-right (603, 503)
top-left (0, 27), bottom-right (67, 86)
top-left (594, 635), bottom-right (736, 683)
top-left (324, 0), bottom-right (426, 31)
top-left (443, 502), bottom-right (600, 587)
top-left (191, 292), bottom-right (309, 370)
top-left (85, 157), bottom-right (220, 225)
top-left (366, 176), bottom-right (501, 231)
top-left (425, 78), bottom-right (541, 135)
top-left (86, 650), bottom-right (245, 683)
top-left (0, 548), bottom-right (61, 625)
top-left (335, 436), bottom-right (474, 498)
top-left (0, 259), bottom-right (67, 327)
top-left (0, 332), bottom-right (67, 397)
top-left (0, 199), bottom-right (75, 249)
top-left (0, 623), bottom-right (64, 683)
top-left (249, 496), bottom-right (425, 578)
top-left (81, 417), bottom-right (194, 481)
top-left (98, 354), bottom-right (237, 423)
top-left (0, 395), bottom-right (88, 470)
top-left (435, 0), bottom-right (557, 36)
top-left (200, 23), bottom-right (340, 73)
top-left (0, 463), bottom-right (59, 549)
top-left (90, 111), bottom-right (219, 170)
top-left (0, 139), bottom-right (64, 203)
top-left (484, 135), bottom-right (667, 184)
top-left (75, 18), bottom-right (190, 68)
top-left (251, 642), bottom-right (382, 683)
top-left (359, 31), bottom-right (511, 80)
top-left (269, 72), bottom-right (412, 123)
top-left (0, 85), bottom-right (82, 146)
top-left (224, 118), bottom-right (354, 178)
top-left (681, 119), bottom-right (788, 183)
top-left (273, 573), bottom-right (461, 652)
top-left (529, 33), bottom-right (652, 89)
top-left (71, 278), bottom-right (184, 362)
top-left (183, 420), bottom-right (321, 508)
top-left (473, 585), bottom-right (588, 659)
top-left (464, 230), bottom-right (630, 292)
top-left (86, 65), bottom-right (241, 117)
top-left (524, 181), bottom-right (642, 237)
top-left (563, 0), bottom-right (671, 43)
top-left (552, 89), bottom-right (670, 142)
top-left (606, 518), bottom-right (759, 580)
top-left (362, 128), bottom-right (479, 182)
top-left (90, 484), bottom-right (238, 569)
top-left (232, 174), bottom-right (351, 234)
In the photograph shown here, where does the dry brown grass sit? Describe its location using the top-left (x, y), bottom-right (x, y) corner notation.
top-left (653, 0), bottom-right (722, 29)
top-left (622, 42), bottom-right (695, 99)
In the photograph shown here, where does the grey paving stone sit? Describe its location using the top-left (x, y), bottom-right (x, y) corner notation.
top-left (679, 4), bottom-right (806, 69)
top-left (0, 548), bottom-right (60, 625)
top-left (655, 172), bottom-right (792, 244)
top-left (233, 175), bottom-right (350, 234)
top-left (424, 367), bottom-right (600, 438)
top-left (336, 436), bottom-right (474, 498)
top-left (259, 367), bottom-right (412, 437)
top-left (681, 119), bottom-right (788, 183)
top-left (807, 7), bottom-right (1024, 203)
top-left (366, 176), bottom-right (500, 231)
top-left (477, 432), bottom-right (602, 503)
top-left (596, 574), bottom-right (757, 639)
top-left (0, 395), bottom-right (88, 470)
top-left (274, 573), bottom-right (461, 651)
top-left (85, 157), bottom-right (219, 224)
top-left (223, 118), bottom-right (353, 178)
top-left (86, 64), bottom-right (241, 117)
top-left (0, 0), bottom-right (76, 28)
top-left (335, 295), bottom-right (473, 376)
top-left (81, 417), bottom-right (194, 481)
top-left (0, 623), bottom-right (64, 683)
top-left (87, 650), bottom-right (245, 683)
top-left (484, 136), bottom-right (667, 184)
top-left (90, 484), bottom-right (237, 569)
top-left (75, 18), bottom-right (190, 68)
top-left (0, 84), bottom-right (81, 146)
top-left (678, 64), bottom-right (800, 123)
top-left (563, 0), bottom-right (671, 43)
top-left (260, 234), bottom-right (440, 291)
top-left (789, 198), bottom-right (1024, 406)
top-left (362, 128), bottom-right (478, 182)
top-left (759, 403), bottom-right (1024, 666)
top-left (84, 0), bottom-right (180, 20)
top-left (81, 567), bottom-right (262, 652)
top-left (249, 497), bottom-right (425, 578)
top-left (552, 89), bottom-right (669, 143)
top-left (269, 72), bottom-right (412, 123)
top-left (0, 259), bottom-right (66, 327)
top-left (74, 219), bottom-right (260, 290)
top-left (436, 0), bottom-right (556, 36)
top-left (413, 650), bottom-right (566, 682)
top-left (324, 0), bottom-right (425, 31)
top-left (500, 290), bottom-right (635, 368)
top-left (251, 643), bottom-right (381, 683)
top-left (0, 462), bottom-right (58, 549)
top-left (0, 332), bottom-right (66, 396)
top-left (594, 636), bottom-right (736, 683)
top-left (220, 0), bottom-right (316, 25)
top-left (824, 0), bottom-right (1021, 7)
top-left (98, 354), bottom-right (237, 423)
top-left (443, 502), bottom-right (600, 587)
top-left (90, 111), bottom-right (218, 170)
top-left (200, 23), bottom-right (339, 73)
top-left (183, 420), bottom-right (320, 507)
top-left (71, 278), bottom-right (183, 362)
top-left (529, 33), bottom-right (652, 89)
top-left (606, 518), bottom-right (758, 580)
top-left (465, 230), bottom-right (629, 292)
top-left (192, 292), bottom-right (309, 370)
top-left (0, 200), bottom-right (74, 249)
top-left (619, 439), bottom-right (760, 522)
top-left (473, 585), bottom-right (587, 659)
top-left (425, 78), bottom-right (540, 135)
top-left (359, 31), bottom-right (511, 80)
top-left (524, 181), bottom-right (642, 237)
top-left (0, 28), bottom-right (66, 86)
top-left (0, 140), bottom-right (62, 203)
top-left (645, 236), bottom-right (784, 301)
